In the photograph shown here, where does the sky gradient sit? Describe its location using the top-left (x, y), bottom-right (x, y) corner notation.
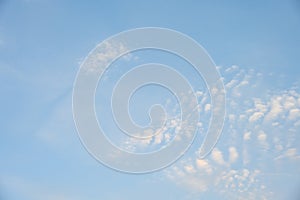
top-left (1, 1), bottom-right (300, 199)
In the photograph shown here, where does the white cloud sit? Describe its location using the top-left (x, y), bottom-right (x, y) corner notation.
top-left (153, 132), bottom-right (164, 145)
top-left (211, 148), bottom-right (225, 165)
top-left (229, 146), bottom-right (239, 163)
top-left (228, 114), bottom-right (236, 123)
top-left (288, 108), bottom-right (300, 120)
top-left (249, 112), bottom-right (264, 122)
top-left (283, 96), bottom-right (296, 110)
top-left (274, 148), bottom-right (300, 161)
top-left (195, 90), bottom-right (204, 97)
top-left (225, 65), bottom-right (239, 73)
top-left (286, 148), bottom-right (297, 158)
top-left (195, 159), bottom-right (208, 168)
top-left (243, 149), bottom-right (251, 166)
top-left (253, 99), bottom-right (267, 113)
top-left (226, 79), bottom-right (238, 89)
top-left (204, 103), bottom-right (211, 112)
top-left (83, 41), bottom-right (129, 73)
top-left (265, 96), bottom-right (284, 122)
top-left (244, 131), bottom-right (251, 141)
top-left (196, 159), bottom-right (212, 174)
top-left (257, 131), bottom-right (267, 142)
top-left (163, 66), bottom-right (300, 199)
top-left (184, 165), bottom-right (196, 174)
top-left (239, 80), bottom-right (249, 86)
top-left (166, 160), bottom-right (271, 200)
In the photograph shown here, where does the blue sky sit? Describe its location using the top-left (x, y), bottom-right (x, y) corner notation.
top-left (1, 0), bottom-right (300, 199)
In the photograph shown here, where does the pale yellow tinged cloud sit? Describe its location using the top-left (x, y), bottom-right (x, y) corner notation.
top-left (249, 112), bottom-right (264, 122)
top-left (288, 108), bottom-right (300, 120)
top-left (257, 131), bottom-right (267, 142)
top-left (229, 146), bottom-right (239, 163)
top-left (244, 131), bottom-right (251, 141)
top-left (211, 148), bottom-right (225, 165)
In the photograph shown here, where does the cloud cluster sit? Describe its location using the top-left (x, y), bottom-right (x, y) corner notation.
top-left (163, 65), bottom-right (300, 199)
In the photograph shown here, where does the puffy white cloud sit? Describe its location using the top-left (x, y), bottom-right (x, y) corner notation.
top-left (253, 99), bottom-right (267, 113)
top-left (229, 146), bottom-right (239, 163)
top-left (83, 41), bottom-right (129, 73)
top-left (165, 164), bottom-right (210, 193)
top-left (242, 149), bottom-right (251, 166)
top-left (196, 159), bottom-right (212, 174)
top-left (166, 159), bottom-right (271, 200)
top-left (274, 148), bottom-right (300, 161)
top-left (265, 96), bottom-right (284, 122)
top-left (286, 148), bottom-right (297, 158)
top-left (196, 159), bottom-right (209, 168)
top-left (228, 114), bottom-right (236, 123)
top-left (225, 65), bottom-right (239, 73)
top-left (244, 131), bottom-right (251, 141)
top-left (226, 79), bottom-right (238, 89)
top-left (195, 90), bottom-right (204, 97)
top-left (162, 66), bottom-right (300, 199)
top-left (184, 165), bottom-right (196, 174)
top-left (257, 131), bottom-right (267, 142)
top-left (249, 112), bottom-right (264, 122)
top-left (283, 96), bottom-right (296, 110)
top-left (211, 148), bottom-right (225, 165)
top-left (288, 108), bottom-right (300, 120)
top-left (153, 132), bottom-right (164, 145)
top-left (204, 103), bottom-right (211, 112)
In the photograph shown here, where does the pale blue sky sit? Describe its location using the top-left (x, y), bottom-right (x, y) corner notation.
top-left (1, 1), bottom-right (300, 200)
